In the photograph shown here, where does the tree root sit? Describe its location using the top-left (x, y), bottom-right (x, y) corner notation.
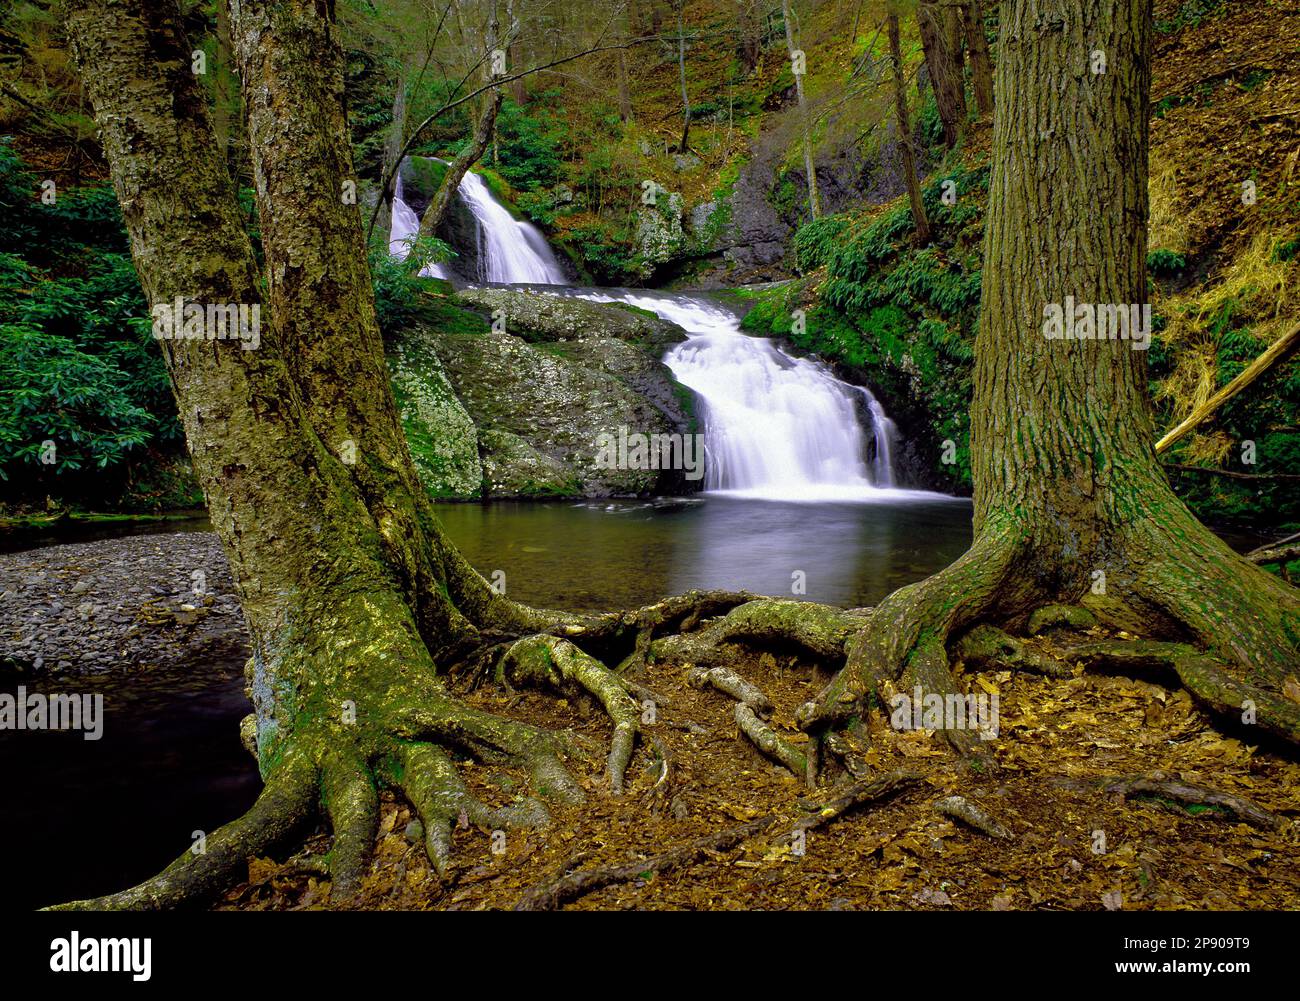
top-left (955, 624), bottom-right (1073, 678)
top-left (688, 664), bottom-right (774, 713)
top-left (1066, 639), bottom-right (1300, 746)
top-left (498, 634), bottom-right (642, 792)
top-left (651, 598), bottom-right (864, 667)
top-left (932, 795), bottom-right (1013, 839)
top-left (735, 703), bottom-right (811, 785)
top-left (513, 816), bottom-right (776, 911)
top-left (797, 527), bottom-right (1026, 737)
top-left (790, 768), bottom-right (924, 836)
top-left (1091, 773), bottom-right (1286, 831)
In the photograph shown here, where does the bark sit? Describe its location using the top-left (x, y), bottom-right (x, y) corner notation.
top-left (801, 0), bottom-right (1300, 748)
top-left (58, 0), bottom-right (595, 909)
top-left (419, 89), bottom-right (504, 237)
top-left (971, 0), bottom-right (1300, 695)
top-left (782, 0), bottom-right (820, 218)
top-left (376, 65), bottom-right (407, 243)
top-left (888, 12), bottom-right (930, 244)
top-left (918, 0), bottom-right (965, 147)
top-left (962, 0), bottom-right (994, 117)
top-left (675, 2), bottom-right (691, 153)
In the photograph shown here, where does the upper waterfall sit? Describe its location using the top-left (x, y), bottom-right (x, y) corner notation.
top-left (388, 160), bottom-right (566, 285)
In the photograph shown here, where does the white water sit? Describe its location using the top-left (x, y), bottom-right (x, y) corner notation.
top-left (388, 172), bottom-right (451, 279)
top-left (389, 162), bottom-right (567, 284)
top-left (570, 289), bottom-right (916, 502)
top-left (394, 155), bottom-right (926, 502)
top-left (452, 170), bottom-right (568, 284)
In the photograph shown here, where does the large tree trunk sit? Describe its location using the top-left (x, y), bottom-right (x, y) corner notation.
top-left (57, 0), bottom-right (611, 911)
top-left (801, 0), bottom-right (1300, 749)
top-left (962, 0), bottom-right (994, 117)
top-left (888, 12), bottom-right (929, 244)
top-left (917, 0), bottom-right (966, 147)
top-left (782, 0), bottom-right (820, 219)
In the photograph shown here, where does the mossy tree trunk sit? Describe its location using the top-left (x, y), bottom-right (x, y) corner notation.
top-left (962, 0), bottom-right (994, 117)
top-left (57, 0), bottom-right (605, 910)
top-left (802, 0), bottom-right (1300, 747)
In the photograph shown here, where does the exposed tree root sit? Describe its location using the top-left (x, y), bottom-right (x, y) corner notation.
top-left (513, 816), bottom-right (776, 911)
top-left (651, 598), bottom-right (865, 667)
top-left (1066, 638), bottom-right (1300, 746)
top-left (735, 704), bottom-right (811, 785)
top-left (789, 769), bottom-right (924, 837)
top-left (688, 664), bottom-right (774, 713)
top-left (797, 528), bottom-right (1026, 737)
top-left (1083, 773), bottom-right (1287, 831)
top-left (932, 795), bottom-right (1013, 839)
top-left (498, 634), bottom-right (642, 792)
top-left (955, 624), bottom-right (1073, 678)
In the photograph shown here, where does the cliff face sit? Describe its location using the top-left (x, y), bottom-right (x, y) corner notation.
top-left (390, 288), bottom-right (699, 499)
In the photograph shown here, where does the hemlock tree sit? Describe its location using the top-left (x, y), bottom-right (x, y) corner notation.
top-left (799, 0), bottom-right (1300, 749)
top-left (57, 0), bottom-right (660, 910)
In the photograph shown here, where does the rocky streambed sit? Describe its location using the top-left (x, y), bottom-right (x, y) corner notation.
top-left (0, 533), bottom-right (248, 677)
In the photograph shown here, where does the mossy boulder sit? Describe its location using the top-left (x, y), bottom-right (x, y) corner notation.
top-left (387, 330), bottom-right (483, 498)
top-left (450, 287), bottom-right (687, 348)
top-left (428, 327), bottom-right (697, 497)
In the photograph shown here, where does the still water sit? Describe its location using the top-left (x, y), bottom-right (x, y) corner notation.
top-left (5, 495), bottom-right (972, 907)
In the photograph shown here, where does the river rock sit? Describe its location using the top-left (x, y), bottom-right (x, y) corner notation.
top-left (451, 287), bottom-right (687, 348)
top-left (403, 320), bottom-right (699, 498)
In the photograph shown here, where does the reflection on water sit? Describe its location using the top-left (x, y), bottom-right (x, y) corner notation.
top-left (2, 659), bottom-right (257, 910)
top-left (433, 495), bottom-right (974, 611)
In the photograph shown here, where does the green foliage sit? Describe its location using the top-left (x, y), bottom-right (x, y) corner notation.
top-left (491, 97), bottom-right (564, 191)
top-left (1147, 248), bottom-right (1187, 276)
top-left (370, 234), bottom-right (456, 335)
top-left (1155, 0), bottom-right (1226, 34)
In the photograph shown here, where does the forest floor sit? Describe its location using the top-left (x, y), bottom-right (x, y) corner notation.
top-left (221, 629), bottom-right (1300, 912)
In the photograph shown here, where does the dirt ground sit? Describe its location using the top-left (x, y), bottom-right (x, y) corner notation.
top-left (219, 626), bottom-right (1300, 912)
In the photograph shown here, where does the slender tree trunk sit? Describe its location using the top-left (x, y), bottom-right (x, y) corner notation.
top-left (422, 3), bottom-right (507, 237)
top-left (676, 2), bottom-right (691, 153)
top-left (888, 12), bottom-right (929, 244)
top-left (377, 64), bottom-right (407, 242)
top-left (420, 90), bottom-right (504, 236)
top-left (962, 0), bottom-right (994, 117)
top-left (782, 0), bottom-right (820, 218)
top-left (917, 0), bottom-right (965, 147)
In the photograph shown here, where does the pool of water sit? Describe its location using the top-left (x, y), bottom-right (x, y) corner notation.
top-left (433, 495), bottom-right (974, 611)
top-left (5, 494), bottom-right (977, 907)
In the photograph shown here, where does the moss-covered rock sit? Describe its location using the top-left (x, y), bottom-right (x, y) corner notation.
top-left (450, 287), bottom-right (687, 348)
top-left (428, 326), bottom-right (697, 498)
top-left (388, 330), bottom-right (483, 498)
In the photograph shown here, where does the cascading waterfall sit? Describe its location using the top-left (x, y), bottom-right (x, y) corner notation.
top-left (388, 161), bottom-right (567, 285)
top-left (393, 154), bottom-right (911, 501)
top-left (388, 172), bottom-right (450, 279)
top-left (571, 290), bottom-right (904, 501)
top-left (455, 171), bottom-right (569, 285)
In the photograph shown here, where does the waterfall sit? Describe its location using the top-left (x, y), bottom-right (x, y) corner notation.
top-left (454, 171), bottom-right (568, 285)
top-left (390, 155), bottom-right (913, 501)
top-left (388, 173), bottom-right (450, 279)
top-left (569, 290), bottom-right (905, 501)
